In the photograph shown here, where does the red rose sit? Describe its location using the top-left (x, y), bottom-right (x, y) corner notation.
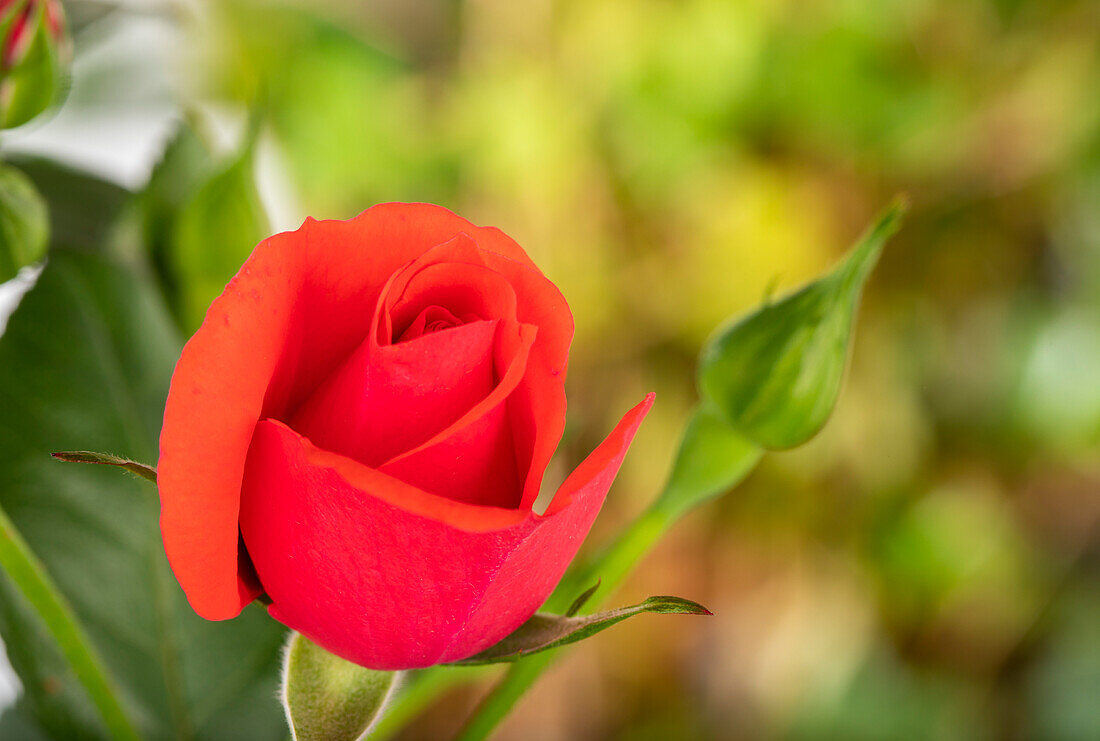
top-left (158, 203), bottom-right (653, 669)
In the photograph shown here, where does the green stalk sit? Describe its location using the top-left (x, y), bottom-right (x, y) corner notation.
top-left (368, 665), bottom-right (493, 740)
top-left (0, 502), bottom-right (140, 740)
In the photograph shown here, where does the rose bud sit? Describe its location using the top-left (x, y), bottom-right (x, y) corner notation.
top-left (1, 1), bottom-right (33, 70)
top-left (158, 204), bottom-right (654, 670)
top-left (0, 0), bottom-right (70, 129)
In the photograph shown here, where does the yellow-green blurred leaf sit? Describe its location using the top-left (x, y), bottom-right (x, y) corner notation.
top-left (0, 164), bottom-right (48, 282)
top-left (170, 136), bottom-right (268, 332)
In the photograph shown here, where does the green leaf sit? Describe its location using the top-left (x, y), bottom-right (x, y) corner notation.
top-left (0, 244), bottom-right (288, 739)
top-left (134, 121), bottom-right (217, 310)
top-left (697, 200), bottom-right (906, 449)
top-left (6, 156), bottom-right (130, 253)
top-left (142, 122), bottom-right (217, 216)
top-left (170, 133), bottom-right (269, 332)
top-left (51, 451), bottom-right (157, 484)
top-left (0, 706), bottom-right (51, 741)
top-left (210, 0), bottom-right (448, 212)
top-left (282, 632), bottom-right (398, 741)
top-left (654, 405), bottom-right (762, 517)
top-left (0, 501), bottom-right (139, 740)
top-left (449, 596), bottom-right (711, 666)
top-left (0, 165), bottom-right (48, 283)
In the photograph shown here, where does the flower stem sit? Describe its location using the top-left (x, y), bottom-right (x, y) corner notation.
top-left (0, 502), bottom-right (140, 740)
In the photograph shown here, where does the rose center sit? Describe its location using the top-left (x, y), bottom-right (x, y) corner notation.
top-left (395, 304), bottom-right (473, 343)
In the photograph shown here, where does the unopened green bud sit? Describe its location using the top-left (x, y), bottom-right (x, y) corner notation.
top-left (698, 200), bottom-right (906, 450)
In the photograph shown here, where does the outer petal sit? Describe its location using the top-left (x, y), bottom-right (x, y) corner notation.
top-left (159, 203), bottom-right (544, 620)
top-left (443, 392), bottom-right (655, 660)
top-left (237, 395), bottom-right (653, 669)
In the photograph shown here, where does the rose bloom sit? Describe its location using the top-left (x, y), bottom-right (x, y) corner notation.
top-left (158, 204), bottom-right (653, 669)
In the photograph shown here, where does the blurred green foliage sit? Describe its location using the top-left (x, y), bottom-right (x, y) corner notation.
top-left (2, 0), bottom-right (1100, 738)
top-left (168, 131), bottom-right (268, 332)
top-left (0, 165), bottom-right (47, 282)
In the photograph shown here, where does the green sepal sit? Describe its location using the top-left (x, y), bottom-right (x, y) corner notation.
top-left (565, 579), bottom-right (601, 617)
top-left (282, 632), bottom-right (399, 741)
top-left (449, 595), bottom-right (711, 666)
top-left (51, 451), bottom-right (157, 484)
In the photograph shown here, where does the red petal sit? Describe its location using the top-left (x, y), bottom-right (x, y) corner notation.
top-left (397, 305), bottom-right (464, 342)
top-left (475, 251), bottom-right (573, 509)
top-left (373, 233), bottom-right (574, 510)
top-left (45, 0), bottom-right (64, 39)
top-left (159, 203), bottom-right (544, 620)
top-left (291, 319), bottom-right (500, 468)
top-left (237, 393), bottom-right (652, 669)
top-left (380, 321), bottom-right (537, 507)
top-left (387, 260), bottom-right (519, 341)
top-left (446, 393), bottom-right (655, 656)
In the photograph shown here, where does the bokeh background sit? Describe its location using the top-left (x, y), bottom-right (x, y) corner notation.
top-left (3, 0), bottom-right (1100, 739)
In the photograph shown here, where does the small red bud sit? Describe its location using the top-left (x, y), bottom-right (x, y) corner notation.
top-left (2, 1), bottom-right (34, 71)
top-left (44, 0), bottom-right (63, 41)
top-left (0, 0), bottom-right (71, 127)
